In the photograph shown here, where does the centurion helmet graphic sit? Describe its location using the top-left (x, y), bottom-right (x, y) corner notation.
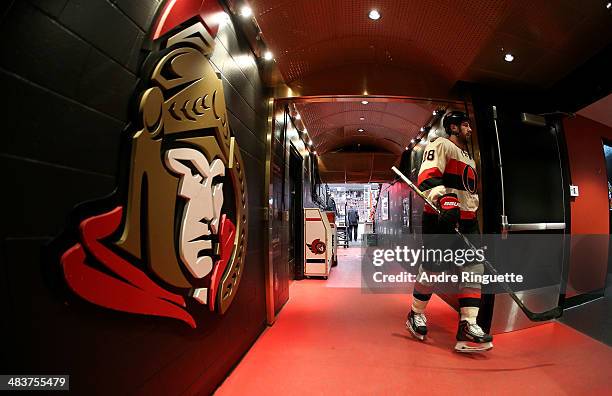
top-left (306, 239), bottom-right (326, 255)
top-left (49, 2), bottom-right (248, 328)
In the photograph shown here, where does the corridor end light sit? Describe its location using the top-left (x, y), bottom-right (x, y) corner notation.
top-left (368, 10), bottom-right (381, 20)
top-left (264, 51), bottom-right (273, 61)
top-left (240, 5), bottom-right (252, 18)
top-left (504, 53), bottom-right (515, 62)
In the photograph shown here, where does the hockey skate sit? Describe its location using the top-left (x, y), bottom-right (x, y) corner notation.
top-left (454, 320), bottom-right (493, 352)
top-left (406, 310), bottom-right (428, 341)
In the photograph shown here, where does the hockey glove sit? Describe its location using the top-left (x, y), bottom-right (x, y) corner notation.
top-left (438, 193), bottom-right (460, 227)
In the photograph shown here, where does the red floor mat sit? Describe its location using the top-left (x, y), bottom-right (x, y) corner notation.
top-left (216, 248), bottom-right (612, 395)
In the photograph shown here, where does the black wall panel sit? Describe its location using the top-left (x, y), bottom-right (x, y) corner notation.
top-left (1, 1), bottom-right (268, 394)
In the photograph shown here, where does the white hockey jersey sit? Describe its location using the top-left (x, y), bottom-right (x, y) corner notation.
top-left (417, 137), bottom-right (479, 219)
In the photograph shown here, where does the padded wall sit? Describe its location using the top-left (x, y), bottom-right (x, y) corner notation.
top-left (0, 1), bottom-right (269, 394)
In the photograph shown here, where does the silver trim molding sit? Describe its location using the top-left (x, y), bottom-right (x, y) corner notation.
top-left (506, 222), bottom-right (566, 231)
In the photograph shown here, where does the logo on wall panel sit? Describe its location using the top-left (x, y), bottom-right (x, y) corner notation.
top-left (51, 10), bottom-right (248, 328)
top-left (306, 239), bottom-right (326, 255)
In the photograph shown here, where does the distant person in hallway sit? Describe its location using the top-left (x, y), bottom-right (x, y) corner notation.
top-left (347, 206), bottom-right (359, 242)
top-left (405, 111), bottom-right (493, 353)
top-left (326, 196), bottom-right (337, 213)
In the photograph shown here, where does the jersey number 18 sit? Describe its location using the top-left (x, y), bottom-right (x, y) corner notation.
top-left (422, 150), bottom-right (435, 162)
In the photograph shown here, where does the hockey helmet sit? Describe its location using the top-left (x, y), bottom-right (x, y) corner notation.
top-left (443, 111), bottom-right (470, 135)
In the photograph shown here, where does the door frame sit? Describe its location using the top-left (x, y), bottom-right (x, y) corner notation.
top-left (289, 143), bottom-right (304, 280)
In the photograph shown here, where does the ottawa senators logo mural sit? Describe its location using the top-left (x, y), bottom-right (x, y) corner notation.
top-left (49, 3), bottom-right (247, 328)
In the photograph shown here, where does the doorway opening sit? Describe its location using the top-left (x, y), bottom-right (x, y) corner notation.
top-left (327, 183), bottom-right (379, 247)
top-left (265, 95), bottom-right (477, 323)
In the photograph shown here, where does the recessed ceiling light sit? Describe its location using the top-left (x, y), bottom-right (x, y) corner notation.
top-left (263, 51), bottom-right (273, 61)
top-left (504, 53), bottom-right (515, 62)
top-left (240, 5), bottom-right (252, 18)
top-left (368, 9), bottom-right (381, 20)
top-left (313, 151), bottom-right (317, 155)
top-left (405, 146), bottom-right (409, 150)
top-left (607, 2), bottom-right (611, 9)
top-left (358, 128), bottom-right (364, 132)
top-left (420, 127), bottom-right (424, 132)
top-left (410, 139), bottom-right (415, 143)
top-left (361, 100), bottom-right (369, 105)
top-left (432, 110), bottom-right (436, 115)
top-left (360, 117), bottom-right (365, 121)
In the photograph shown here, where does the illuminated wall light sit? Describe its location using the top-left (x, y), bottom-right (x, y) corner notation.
top-left (313, 151), bottom-right (317, 155)
top-left (504, 53), bottom-right (515, 62)
top-left (263, 51), bottom-right (273, 61)
top-left (240, 5), bottom-right (252, 18)
top-left (405, 146), bottom-right (409, 150)
top-left (308, 140), bottom-right (313, 146)
top-left (410, 139), bottom-right (415, 143)
top-left (295, 113), bottom-right (301, 120)
top-left (361, 100), bottom-right (369, 105)
top-left (358, 128), bottom-right (364, 132)
top-left (420, 127), bottom-right (424, 132)
top-left (213, 11), bottom-right (231, 26)
top-left (234, 54), bottom-right (256, 69)
top-left (432, 110), bottom-right (436, 115)
top-left (368, 9), bottom-right (381, 20)
top-left (360, 117), bottom-right (365, 121)
top-left (607, 2), bottom-right (611, 9)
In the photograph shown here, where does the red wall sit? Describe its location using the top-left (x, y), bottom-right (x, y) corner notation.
top-left (564, 115), bottom-right (612, 297)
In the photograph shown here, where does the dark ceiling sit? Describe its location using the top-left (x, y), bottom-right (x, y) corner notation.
top-left (251, 0), bottom-right (612, 183)
top-left (253, 0), bottom-right (612, 97)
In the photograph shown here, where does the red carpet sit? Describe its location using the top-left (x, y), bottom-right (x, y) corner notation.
top-left (216, 248), bottom-right (612, 395)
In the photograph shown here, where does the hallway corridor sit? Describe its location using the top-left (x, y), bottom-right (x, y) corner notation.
top-left (217, 248), bottom-right (612, 395)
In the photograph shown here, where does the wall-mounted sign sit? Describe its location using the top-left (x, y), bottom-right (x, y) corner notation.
top-left (381, 192), bottom-right (389, 221)
top-left (569, 185), bottom-right (579, 197)
top-left (50, 6), bottom-right (247, 328)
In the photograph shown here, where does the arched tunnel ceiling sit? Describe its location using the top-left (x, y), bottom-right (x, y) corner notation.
top-left (252, 0), bottom-right (612, 97)
top-left (295, 99), bottom-right (439, 155)
top-left (292, 97), bottom-right (455, 183)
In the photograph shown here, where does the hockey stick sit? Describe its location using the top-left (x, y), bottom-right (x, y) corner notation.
top-left (391, 166), bottom-right (562, 322)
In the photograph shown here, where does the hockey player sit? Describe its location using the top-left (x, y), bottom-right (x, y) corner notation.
top-left (406, 111), bottom-right (493, 352)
